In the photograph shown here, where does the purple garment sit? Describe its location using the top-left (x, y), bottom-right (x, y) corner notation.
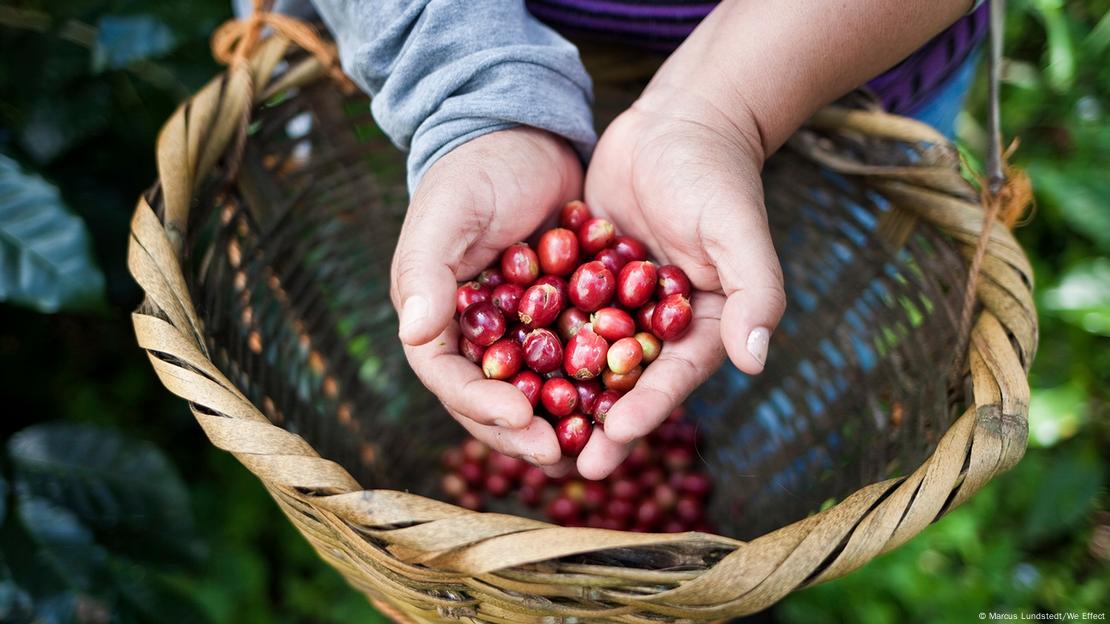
top-left (525, 0), bottom-right (990, 115)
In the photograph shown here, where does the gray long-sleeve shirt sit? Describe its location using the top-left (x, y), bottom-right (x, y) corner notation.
top-left (237, 0), bottom-right (596, 191)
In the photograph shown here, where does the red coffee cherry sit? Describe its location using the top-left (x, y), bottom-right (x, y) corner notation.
top-left (501, 242), bottom-right (540, 286)
top-left (568, 261), bottom-right (615, 312)
top-left (656, 264), bottom-right (692, 298)
top-left (554, 413), bottom-right (593, 456)
top-left (559, 200), bottom-right (591, 231)
top-left (577, 218), bottom-right (616, 255)
top-left (651, 294), bottom-right (693, 341)
top-left (518, 283), bottom-right (563, 328)
top-left (456, 281), bottom-right (492, 316)
top-left (460, 301), bottom-right (506, 347)
top-left (537, 228), bottom-right (580, 276)
top-left (491, 283), bottom-right (525, 316)
top-left (510, 370), bottom-right (543, 408)
top-left (563, 324), bottom-right (609, 379)
top-left (617, 261), bottom-right (657, 309)
top-left (607, 337), bottom-right (643, 374)
top-left (482, 338), bottom-right (523, 380)
top-left (591, 307), bottom-right (636, 342)
top-left (541, 378), bottom-right (578, 417)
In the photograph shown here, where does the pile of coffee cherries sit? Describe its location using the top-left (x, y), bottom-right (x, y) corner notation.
top-left (455, 200), bottom-right (695, 456)
top-left (440, 407), bottom-right (714, 532)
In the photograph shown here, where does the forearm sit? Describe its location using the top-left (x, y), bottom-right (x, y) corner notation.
top-left (641, 0), bottom-right (974, 156)
top-left (308, 0), bottom-right (597, 190)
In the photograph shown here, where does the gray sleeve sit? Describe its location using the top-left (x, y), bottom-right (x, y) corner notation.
top-left (251, 0), bottom-right (596, 191)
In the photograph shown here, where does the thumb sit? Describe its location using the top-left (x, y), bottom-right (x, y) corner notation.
top-left (701, 189), bottom-right (786, 375)
top-left (391, 194), bottom-right (469, 346)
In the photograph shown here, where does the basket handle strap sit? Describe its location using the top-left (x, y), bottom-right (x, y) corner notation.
top-left (952, 0), bottom-right (1034, 380)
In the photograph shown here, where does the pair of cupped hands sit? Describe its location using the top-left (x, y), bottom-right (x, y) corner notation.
top-left (390, 73), bottom-right (787, 481)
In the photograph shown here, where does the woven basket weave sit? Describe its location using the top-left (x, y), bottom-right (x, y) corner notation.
top-left (129, 31), bottom-right (1037, 623)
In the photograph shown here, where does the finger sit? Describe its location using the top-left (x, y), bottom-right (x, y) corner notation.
top-left (391, 191), bottom-right (473, 346)
top-left (701, 194), bottom-right (786, 375)
top-left (600, 295), bottom-right (726, 445)
top-left (541, 457), bottom-right (576, 478)
top-left (575, 428), bottom-right (631, 480)
top-left (403, 329), bottom-right (532, 429)
top-left (453, 412), bottom-right (564, 466)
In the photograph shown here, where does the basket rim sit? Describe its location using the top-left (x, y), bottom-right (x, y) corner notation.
top-left (128, 33), bottom-right (1037, 621)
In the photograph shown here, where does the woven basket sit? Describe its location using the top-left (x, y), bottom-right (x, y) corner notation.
top-left (129, 30), bottom-right (1037, 623)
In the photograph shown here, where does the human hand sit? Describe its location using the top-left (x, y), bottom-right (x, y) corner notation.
top-left (391, 127), bottom-right (582, 475)
top-left (575, 87), bottom-right (786, 479)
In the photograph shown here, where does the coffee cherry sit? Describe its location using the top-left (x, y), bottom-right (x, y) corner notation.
top-left (459, 336), bottom-right (486, 365)
top-left (477, 268), bottom-right (504, 287)
top-left (602, 365), bottom-right (642, 392)
top-left (675, 496), bottom-right (703, 523)
top-left (656, 265), bottom-right (692, 298)
top-left (568, 261), bottom-right (616, 312)
top-left (610, 477), bottom-right (640, 501)
top-left (457, 491), bottom-right (483, 510)
top-left (554, 413), bottom-right (592, 456)
top-left (482, 339), bottom-right (523, 380)
top-left (501, 243), bottom-right (540, 286)
top-left (488, 452), bottom-right (528, 481)
top-left (441, 447), bottom-right (464, 471)
top-left (578, 218), bottom-right (616, 255)
top-left (639, 467), bottom-right (665, 489)
top-left (635, 302), bottom-right (656, 333)
top-left (582, 481), bottom-right (607, 511)
top-left (679, 471), bottom-right (713, 498)
top-left (651, 294), bottom-right (693, 341)
top-left (574, 378), bottom-right (602, 415)
top-left (460, 301), bottom-right (506, 347)
top-left (613, 236), bottom-right (648, 263)
top-left (521, 465), bottom-right (548, 489)
top-left (510, 370), bottom-right (543, 408)
top-left (605, 498), bottom-right (634, 522)
top-left (634, 332), bottom-right (661, 364)
top-left (462, 438), bottom-right (490, 462)
top-left (662, 446), bottom-right (695, 471)
top-left (592, 389), bottom-right (622, 423)
top-left (541, 378), bottom-right (578, 417)
top-left (456, 281), bottom-right (492, 316)
top-left (485, 473), bottom-right (511, 497)
top-left (491, 283), bottom-right (525, 316)
top-left (594, 248), bottom-right (626, 276)
top-left (560, 200), bottom-right (591, 231)
top-left (537, 228), bottom-right (580, 276)
top-left (616, 261), bottom-right (657, 308)
top-left (606, 337), bottom-right (643, 374)
top-left (636, 499), bottom-right (662, 527)
top-left (507, 323), bottom-right (529, 344)
top-left (557, 307), bottom-right (589, 341)
top-left (585, 512), bottom-right (607, 528)
top-left (563, 324), bottom-right (609, 379)
top-left (545, 495), bottom-right (580, 522)
top-left (626, 441), bottom-right (654, 470)
top-left (518, 284), bottom-right (562, 328)
top-left (660, 520), bottom-right (686, 533)
top-left (534, 275), bottom-right (569, 304)
top-left (591, 307), bottom-right (636, 342)
top-left (653, 483), bottom-right (678, 511)
top-left (459, 460), bottom-right (484, 485)
top-left (518, 484), bottom-right (542, 507)
top-left (441, 473), bottom-right (467, 498)
top-left (522, 328), bottom-right (563, 374)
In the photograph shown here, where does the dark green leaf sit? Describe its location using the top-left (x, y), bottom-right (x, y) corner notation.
top-left (92, 15), bottom-right (177, 72)
top-left (108, 557), bottom-right (212, 624)
top-left (1021, 442), bottom-right (1103, 541)
top-left (7, 423), bottom-right (198, 565)
top-left (0, 472), bottom-right (7, 527)
top-left (0, 154), bottom-right (106, 312)
top-left (15, 497), bottom-right (107, 592)
top-left (0, 581), bottom-right (34, 624)
top-left (16, 84), bottom-right (113, 164)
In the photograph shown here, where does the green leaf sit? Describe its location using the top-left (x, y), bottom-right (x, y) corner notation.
top-left (1041, 257), bottom-right (1110, 335)
top-left (16, 84), bottom-right (113, 164)
top-left (1021, 442), bottom-right (1103, 541)
top-left (15, 497), bottom-right (107, 592)
top-left (0, 154), bottom-right (106, 312)
top-left (92, 15), bottom-right (177, 72)
top-left (1028, 383), bottom-right (1086, 447)
top-left (7, 423), bottom-right (198, 565)
top-left (0, 581), bottom-right (34, 623)
top-left (0, 472), bottom-right (7, 527)
top-left (1028, 162), bottom-right (1110, 251)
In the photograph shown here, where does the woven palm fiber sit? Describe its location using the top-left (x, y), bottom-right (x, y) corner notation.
top-left (129, 29), bottom-right (1036, 623)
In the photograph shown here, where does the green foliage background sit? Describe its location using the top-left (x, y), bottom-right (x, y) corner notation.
top-left (0, 0), bottom-right (1106, 621)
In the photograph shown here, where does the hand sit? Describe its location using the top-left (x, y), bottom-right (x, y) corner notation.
top-left (391, 127), bottom-right (581, 475)
top-left (576, 89), bottom-right (786, 479)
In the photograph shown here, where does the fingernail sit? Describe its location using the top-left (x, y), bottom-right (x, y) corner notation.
top-left (746, 326), bottom-right (771, 367)
top-left (400, 296), bottom-right (428, 331)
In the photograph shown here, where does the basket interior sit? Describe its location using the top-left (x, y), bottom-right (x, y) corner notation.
top-left (184, 68), bottom-right (971, 540)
